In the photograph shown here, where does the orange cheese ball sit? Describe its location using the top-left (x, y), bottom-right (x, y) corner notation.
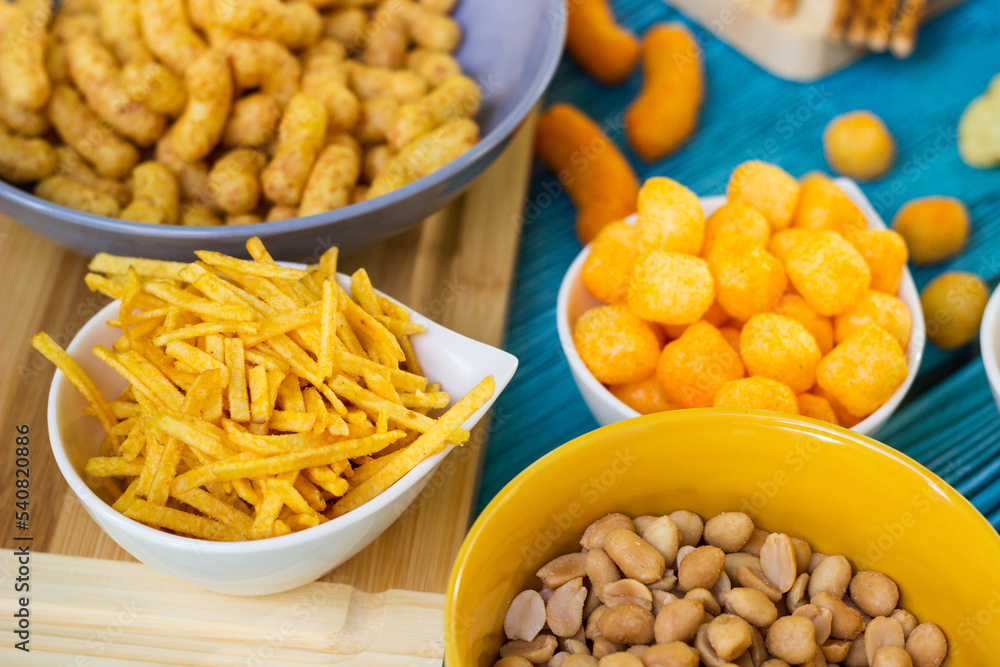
top-left (702, 200), bottom-right (770, 259)
top-left (656, 321), bottom-right (745, 408)
top-left (823, 111), bottom-right (896, 181)
top-left (711, 246), bottom-right (787, 321)
top-left (713, 376), bottom-right (799, 415)
top-left (797, 393), bottom-right (839, 425)
top-left (785, 231), bottom-right (871, 316)
top-left (573, 304), bottom-right (662, 385)
top-left (792, 172), bottom-right (867, 235)
top-left (609, 375), bottom-right (680, 414)
top-left (581, 220), bottom-right (636, 304)
top-left (845, 228), bottom-right (909, 294)
top-left (892, 196), bottom-right (970, 266)
top-left (768, 228), bottom-right (815, 264)
top-left (920, 271), bottom-right (990, 350)
top-left (635, 176), bottom-right (705, 255)
top-left (740, 313), bottom-right (822, 393)
top-left (628, 251), bottom-right (714, 326)
top-left (771, 293), bottom-right (834, 355)
top-left (727, 160), bottom-right (800, 231)
top-left (834, 290), bottom-right (912, 350)
top-left (812, 384), bottom-right (862, 428)
top-left (816, 323), bottom-right (907, 418)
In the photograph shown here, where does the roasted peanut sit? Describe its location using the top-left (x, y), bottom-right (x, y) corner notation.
top-left (587, 548), bottom-right (621, 599)
top-left (598, 604), bottom-right (655, 645)
top-left (808, 554), bottom-right (852, 600)
top-left (787, 572), bottom-right (809, 612)
top-left (603, 580), bottom-right (653, 611)
top-left (499, 635), bottom-right (558, 663)
top-left (650, 590), bottom-right (676, 616)
top-left (765, 616), bottom-right (818, 664)
top-left (494, 657), bottom-right (533, 667)
top-left (640, 516), bottom-right (681, 564)
top-left (821, 638), bottom-right (853, 663)
top-left (654, 598), bottom-right (703, 644)
top-left (873, 645), bottom-right (914, 667)
top-left (793, 604), bottom-right (834, 646)
top-left (593, 637), bottom-right (623, 659)
top-left (723, 553), bottom-right (761, 584)
top-left (706, 614), bottom-right (752, 661)
top-left (740, 529), bottom-right (767, 557)
top-left (538, 553), bottom-right (589, 589)
top-left (639, 641), bottom-right (699, 667)
top-left (604, 529), bottom-right (665, 585)
top-left (723, 588), bottom-right (777, 628)
top-left (548, 578), bottom-right (588, 638)
top-left (504, 590), bottom-right (546, 642)
top-left (703, 513), bottom-right (754, 553)
top-left (812, 592), bottom-right (865, 640)
top-left (866, 616), bottom-right (905, 664)
top-left (791, 537), bottom-right (812, 574)
top-left (850, 570), bottom-right (900, 618)
top-left (684, 588), bottom-right (721, 616)
top-left (678, 546), bottom-right (725, 592)
top-left (905, 623), bottom-right (947, 667)
top-left (760, 533), bottom-right (797, 594)
top-left (735, 566), bottom-right (782, 603)
top-left (596, 653), bottom-right (643, 667)
top-left (891, 609), bottom-right (919, 638)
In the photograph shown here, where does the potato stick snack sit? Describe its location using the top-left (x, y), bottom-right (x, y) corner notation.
top-left (33, 237), bottom-right (495, 540)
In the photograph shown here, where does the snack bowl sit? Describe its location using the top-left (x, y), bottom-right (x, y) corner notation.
top-left (46, 269), bottom-right (517, 596)
top-left (980, 283), bottom-right (1000, 411)
top-left (556, 178), bottom-right (924, 436)
top-left (446, 410), bottom-right (1000, 665)
top-left (1, 0), bottom-right (566, 259)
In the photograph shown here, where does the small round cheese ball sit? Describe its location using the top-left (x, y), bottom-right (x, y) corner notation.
top-left (792, 172), bottom-right (867, 235)
top-left (713, 376), bottom-right (799, 414)
top-left (711, 246), bottom-right (787, 321)
top-left (609, 375), bottom-right (679, 414)
top-left (635, 176), bottom-right (705, 256)
top-left (771, 293), bottom-right (835, 355)
top-left (573, 304), bottom-right (662, 385)
top-left (846, 228), bottom-right (909, 294)
top-left (740, 313), bottom-right (822, 393)
top-left (823, 111), bottom-right (896, 181)
top-left (727, 160), bottom-right (800, 231)
top-left (797, 392), bottom-right (839, 425)
top-left (702, 200), bottom-right (771, 259)
top-left (892, 196), bottom-right (969, 266)
top-left (785, 231), bottom-right (871, 317)
top-left (628, 251), bottom-right (714, 326)
top-left (920, 272), bottom-right (989, 350)
top-left (816, 323), bottom-right (907, 418)
top-left (835, 290), bottom-right (912, 350)
top-left (768, 228), bottom-right (815, 264)
top-left (582, 220), bottom-right (636, 304)
top-left (656, 321), bottom-right (745, 408)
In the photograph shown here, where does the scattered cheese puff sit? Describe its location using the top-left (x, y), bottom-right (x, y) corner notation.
top-left (322, 8), bottom-right (367, 48)
top-left (713, 376), bottom-right (798, 415)
top-left (920, 272), bottom-right (989, 350)
top-left (656, 321), bottom-right (745, 409)
top-left (958, 75), bottom-right (1000, 168)
top-left (99, 0), bottom-right (151, 65)
top-left (261, 93), bottom-right (328, 206)
top-left (892, 196), bottom-right (970, 266)
top-left (817, 323), bottom-right (907, 417)
top-left (213, 0), bottom-right (321, 52)
top-left (121, 60), bottom-right (187, 118)
top-left (368, 117), bottom-right (478, 198)
top-left (785, 231), bottom-right (870, 316)
top-left (121, 162), bottom-right (180, 225)
top-left (635, 177), bottom-right (705, 255)
top-left (363, 3), bottom-right (408, 69)
top-left (581, 220), bottom-right (636, 305)
top-left (224, 39), bottom-right (302, 110)
top-left (221, 93), bottom-right (281, 148)
top-left (845, 229), bottom-right (908, 294)
top-left (407, 49), bottom-right (461, 88)
top-left (301, 47), bottom-right (360, 135)
top-left (626, 23), bottom-right (703, 162)
top-left (628, 251), bottom-right (714, 326)
top-left (347, 62), bottom-right (428, 102)
top-left (767, 228), bottom-right (814, 264)
top-left (399, 0), bottom-right (463, 53)
top-left (712, 246), bottom-right (787, 321)
top-left (702, 200), bottom-right (771, 259)
top-left (53, 146), bottom-right (130, 206)
top-left (535, 104), bottom-right (640, 243)
top-left (797, 393), bottom-right (839, 425)
top-left (609, 375), bottom-right (679, 415)
top-left (565, 0), bottom-right (640, 86)
top-left (835, 290), bottom-right (912, 350)
top-left (792, 173), bottom-right (866, 235)
top-left (208, 149), bottom-right (267, 215)
top-left (158, 50), bottom-right (233, 163)
top-left (137, 0), bottom-right (209, 74)
top-left (771, 294), bottom-right (834, 355)
top-left (740, 313), bottom-right (821, 393)
top-left (353, 98), bottom-right (398, 145)
top-left (0, 126), bottom-right (55, 184)
top-left (35, 175), bottom-right (121, 217)
top-left (573, 304), bottom-right (662, 385)
top-left (390, 74), bottom-right (482, 150)
top-left (727, 161), bottom-right (800, 231)
top-left (0, 0), bottom-right (52, 112)
top-left (299, 142), bottom-right (361, 216)
top-left (823, 111), bottom-right (896, 181)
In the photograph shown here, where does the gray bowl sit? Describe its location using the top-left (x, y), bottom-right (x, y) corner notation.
top-left (1, 0), bottom-right (566, 260)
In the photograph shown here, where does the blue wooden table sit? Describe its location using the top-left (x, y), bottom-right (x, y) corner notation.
top-left (477, 0), bottom-right (1000, 528)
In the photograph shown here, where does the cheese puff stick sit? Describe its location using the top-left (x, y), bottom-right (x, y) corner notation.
top-left (100, 0), bottom-right (153, 64)
top-left (407, 49), bottom-right (460, 87)
top-left (535, 103), bottom-right (640, 243)
top-left (156, 142), bottom-right (213, 207)
top-left (0, 0), bottom-right (52, 111)
top-left (121, 162), bottom-right (180, 225)
top-left (181, 204), bottom-right (223, 226)
top-left (302, 43), bottom-right (359, 133)
top-left (221, 93), bottom-right (282, 148)
top-left (261, 93), bottom-right (328, 206)
top-left (399, 0), bottom-right (461, 52)
top-left (159, 51), bottom-right (234, 163)
top-left (322, 8), bottom-right (367, 50)
top-left (53, 146), bottom-right (132, 206)
top-left (626, 23), bottom-right (704, 162)
top-left (50, 12), bottom-right (99, 42)
top-left (363, 144), bottom-right (393, 184)
top-left (299, 140), bottom-right (361, 216)
top-left (208, 148), bottom-right (267, 215)
top-left (48, 85), bottom-right (140, 179)
top-left (121, 60), bottom-right (187, 117)
top-left (566, 0), bottom-right (640, 86)
top-left (0, 94), bottom-right (49, 137)
top-left (66, 35), bottom-right (166, 147)
top-left (347, 62), bottom-right (427, 102)
top-left (224, 39), bottom-right (302, 110)
top-left (369, 117), bottom-right (478, 197)
top-left (266, 204), bottom-right (297, 222)
top-left (0, 122), bottom-right (55, 183)
top-left (355, 98), bottom-right (399, 144)
top-left (214, 0), bottom-right (322, 52)
top-left (35, 176), bottom-right (121, 217)
top-left (362, 3), bottom-right (409, 69)
top-left (389, 74), bottom-right (481, 150)
top-left (137, 0), bottom-right (208, 74)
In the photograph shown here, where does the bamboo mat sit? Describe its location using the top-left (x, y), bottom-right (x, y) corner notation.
top-left (0, 112), bottom-right (538, 662)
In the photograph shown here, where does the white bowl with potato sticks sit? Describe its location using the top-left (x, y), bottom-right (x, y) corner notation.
top-left (39, 241), bottom-right (517, 595)
top-left (0, 0), bottom-right (567, 258)
top-left (557, 178), bottom-right (924, 436)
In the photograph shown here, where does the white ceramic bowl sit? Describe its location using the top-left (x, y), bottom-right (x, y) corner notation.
top-left (47, 269), bottom-right (517, 596)
top-left (980, 283), bottom-right (1000, 409)
top-left (557, 179), bottom-right (924, 436)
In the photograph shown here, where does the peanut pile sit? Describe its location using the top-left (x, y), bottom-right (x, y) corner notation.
top-left (497, 512), bottom-right (948, 667)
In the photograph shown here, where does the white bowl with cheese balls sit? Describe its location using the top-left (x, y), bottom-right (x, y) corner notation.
top-left (557, 178), bottom-right (924, 436)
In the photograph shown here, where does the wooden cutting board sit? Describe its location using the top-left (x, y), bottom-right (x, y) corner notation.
top-left (0, 112), bottom-right (538, 664)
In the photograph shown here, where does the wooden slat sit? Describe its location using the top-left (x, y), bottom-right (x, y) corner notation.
top-left (0, 550), bottom-right (445, 665)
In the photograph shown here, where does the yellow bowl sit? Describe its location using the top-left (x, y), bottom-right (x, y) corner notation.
top-left (446, 410), bottom-right (1000, 665)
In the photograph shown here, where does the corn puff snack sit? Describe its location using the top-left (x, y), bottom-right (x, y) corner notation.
top-left (626, 23), bottom-right (704, 162)
top-left (261, 93), bottom-right (328, 206)
top-left (362, 3), bottom-right (408, 69)
top-left (299, 143), bottom-right (362, 216)
top-left (566, 0), bottom-right (640, 86)
top-left (222, 94), bottom-right (282, 148)
top-left (137, 0), bottom-right (208, 74)
top-left (535, 104), bottom-right (640, 243)
top-left (0, 122), bottom-right (55, 184)
top-left (99, 0), bottom-right (153, 65)
top-left (213, 0), bottom-right (322, 52)
top-left (121, 60), bottom-right (187, 117)
top-left (121, 162), bottom-right (180, 225)
top-left (35, 175), bottom-right (121, 217)
top-left (224, 39), bottom-right (302, 110)
top-left (389, 74), bottom-right (481, 150)
top-left (208, 149), bottom-right (267, 215)
top-left (368, 117), bottom-right (477, 198)
top-left (53, 146), bottom-right (132, 206)
top-left (0, 0), bottom-right (52, 112)
top-left (159, 51), bottom-right (234, 163)
top-left (407, 49), bottom-right (460, 87)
